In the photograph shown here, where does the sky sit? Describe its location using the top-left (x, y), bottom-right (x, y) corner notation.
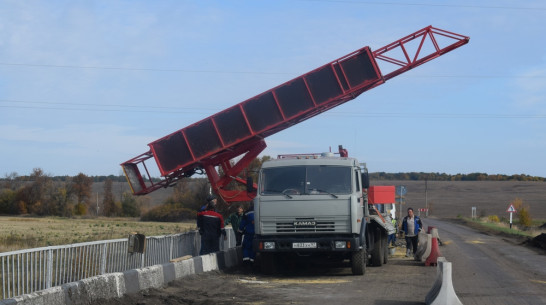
top-left (1, 0), bottom-right (545, 178)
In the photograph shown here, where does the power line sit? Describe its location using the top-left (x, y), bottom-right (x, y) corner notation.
top-left (297, 0), bottom-right (546, 11)
top-left (1, 62), bottom-right (545, 79)
top-left (1, 102), bottom-right (544, 119)
top-left (0, 62), bottom-right (292, 75)
top-left (0, 99), bottom-right (216, 111)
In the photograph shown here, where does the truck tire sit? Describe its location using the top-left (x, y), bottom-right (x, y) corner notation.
top-left (383, 231), bottom-right (389, 264)
top-left (351, 249), bottom-right (366, 275)
top-left (260, 253), bottom-right (277, 275)
top-left (371, 228), bottom-right (384, 267)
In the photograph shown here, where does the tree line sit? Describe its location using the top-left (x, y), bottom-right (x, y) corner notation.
top-left (0, 169), bottom-right (140, 217)
top-left (1, 160), bottom-right (544, 221)
top-left (370, 172), bottom-right (545, 182)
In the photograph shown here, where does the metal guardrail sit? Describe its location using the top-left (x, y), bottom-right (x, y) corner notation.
top-left (1, 228), bottom-right (236, 300)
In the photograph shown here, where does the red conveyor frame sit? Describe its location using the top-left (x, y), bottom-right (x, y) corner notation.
top-left (121, 26), bottom-right (469, 202)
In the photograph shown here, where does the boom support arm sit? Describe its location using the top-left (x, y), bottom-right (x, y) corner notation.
top-left (121, 26), bottom-right (468, 203)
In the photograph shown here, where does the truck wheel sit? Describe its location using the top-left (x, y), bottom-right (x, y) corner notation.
top-left (383, 231), bottom-right (389, 264)
top-left (260, 253), bottom-right (277, 275)
top-left (351, 249), bottom-right (366, 275)
top-left (371, 228), bottom-right (384, 267)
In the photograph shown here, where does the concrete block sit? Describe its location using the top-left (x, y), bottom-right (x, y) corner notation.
top-left (136, 265), bottom-right (165, 290)
top-left (425, 257), bottom-right (463, 305)
top-left (216, 251), bottom-right (226, 270)
top-left (162, 263), bottom-right (176, 283)
top-left (123, 269), bottom-right (140, 295)
top-left (223, 247), bottom-right (239, 268)
top-left (415, 232), bottom-right (432, 262)
top-left (193, 256), bottom-right (204, 274)
top-left (201, 253), bottom-right (219, 272)
top-left (5, 286), bottom-right (65, 305)
top-left (64, 273), bottom-right (125, 305)
top-left (173, 257), bottom-right (195, 279)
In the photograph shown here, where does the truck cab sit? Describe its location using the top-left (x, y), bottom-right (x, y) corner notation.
top-left (252, 152), bottom-right (393, 275)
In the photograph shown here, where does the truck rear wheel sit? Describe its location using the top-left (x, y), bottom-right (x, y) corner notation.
top-left (383, 231), bottom-right (389, 264)
top-left (371, 228), bottom-right (384, 266)
top-left (351, 249), bottom-right (366, 275)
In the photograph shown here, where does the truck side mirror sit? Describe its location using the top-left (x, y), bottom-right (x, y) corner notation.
top-left (246, 176), bottom-right (255, 193)
top-left (361, 172), bottom-right (369, 189)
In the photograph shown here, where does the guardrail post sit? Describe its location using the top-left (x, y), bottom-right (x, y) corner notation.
top-left (141, 251), bottom-right (145, 269)
top-left (100, 244), bottom-right (107, 274)
top-left (46, 249), bottom-right (53, 289)
top-left (169, 236), bottom-right (174, 261)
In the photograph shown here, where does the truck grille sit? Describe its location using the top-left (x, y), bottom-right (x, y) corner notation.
top-left (260, 216), bottom-right (349, 234)
top-left (276, 221), bottom-right (335, 232)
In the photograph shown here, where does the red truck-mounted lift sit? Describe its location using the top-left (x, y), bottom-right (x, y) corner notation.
top-left (121, 26), bottom-right (469, 202)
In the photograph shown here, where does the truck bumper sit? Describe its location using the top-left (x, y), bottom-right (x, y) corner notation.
top-left (254, 235), bottom-right (361, 253)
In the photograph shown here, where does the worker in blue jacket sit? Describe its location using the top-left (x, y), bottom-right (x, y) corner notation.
top-left (238, 203), bottom-right (255, 267)
top-left (402, 207), bottom-right (423, 257)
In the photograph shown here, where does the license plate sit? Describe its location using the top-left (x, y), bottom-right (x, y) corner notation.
top-left (292, 242), bottom-right (317, 249)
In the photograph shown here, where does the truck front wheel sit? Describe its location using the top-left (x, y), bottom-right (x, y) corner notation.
top-left (259, 253), bottom-right (277, 275)
top-left (351, 249), bottom-right (367, 275)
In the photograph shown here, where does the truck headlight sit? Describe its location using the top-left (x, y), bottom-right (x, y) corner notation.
top-left (335, 241), bottom-right (347, 249)
top-left (264, 241), bottom-right (276, 249)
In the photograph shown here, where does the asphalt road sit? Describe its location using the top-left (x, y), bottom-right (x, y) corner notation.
top-left (424, 218), bottom-right (546, 304)
top-left (103, 218), bottom-right (546, 305)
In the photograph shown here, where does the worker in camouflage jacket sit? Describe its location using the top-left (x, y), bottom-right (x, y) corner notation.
top-left (225, 205), bottom-right (244, 246)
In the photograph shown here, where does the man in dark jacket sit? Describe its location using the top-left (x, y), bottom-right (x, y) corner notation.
top-left (197, 195), bottom-right (226, 255)
top-left (225, 205), bottom-right (244, 246)
top-left (402, 207), bottom-right (423, 257)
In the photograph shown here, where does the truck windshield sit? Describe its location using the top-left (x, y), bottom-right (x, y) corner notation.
top-left (260, 165), bottom-right (352, 196)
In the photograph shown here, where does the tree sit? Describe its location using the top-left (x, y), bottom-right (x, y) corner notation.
top-left (50, 185), bottom-right (74, 217)
top-left (510, 198), bottom-right (532, 228)
top-left (17, 168), bottom-right (52, 215)
top-left (70, 173), bottom-right (93, 213)
top-left (102, 179), bottom-right (120, 217)
top-left (121, 192), bottom-right (140, 217)
top-left (165, 178), bottom-right (207, 211)
top-left (0, 189), bottom-right (18, 214)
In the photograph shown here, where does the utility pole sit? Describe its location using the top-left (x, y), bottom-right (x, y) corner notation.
top-left (425, 177), bottom-right (428, 217)
top-left (96, 192), bottom-right (100, 216)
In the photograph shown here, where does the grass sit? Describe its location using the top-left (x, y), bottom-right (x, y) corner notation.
top-left (0, 216), bottom-right (197, 253)
top-left (461, 216), bottom-right (546, 238)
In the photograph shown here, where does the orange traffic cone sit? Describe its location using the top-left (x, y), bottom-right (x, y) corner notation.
top-left (425, 236), bottom-right (441, 266)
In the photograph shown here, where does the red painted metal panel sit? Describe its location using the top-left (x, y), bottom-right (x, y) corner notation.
top-left (369, 186), bottom-right (396, 204)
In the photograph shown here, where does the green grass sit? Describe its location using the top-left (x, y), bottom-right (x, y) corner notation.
top-left (462, 216), bottom-right (545, 238)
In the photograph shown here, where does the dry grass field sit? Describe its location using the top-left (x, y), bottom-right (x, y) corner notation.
top-left (371, 180), bottom-right (546, 221)
top-left (2, 180), bottom-right (544, 253)
top-left (0, 216), bottom-right (196, 253)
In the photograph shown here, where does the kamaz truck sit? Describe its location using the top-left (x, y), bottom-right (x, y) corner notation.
top-left (252, 147), bottom-right (396, 275)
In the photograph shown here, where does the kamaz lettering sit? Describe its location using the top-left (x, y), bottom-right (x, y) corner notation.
top-left (294, 221), bottom-right (316, 226)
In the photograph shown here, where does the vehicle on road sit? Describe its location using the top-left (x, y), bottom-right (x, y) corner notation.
top-left (251, 146), bottom-right (395, 275)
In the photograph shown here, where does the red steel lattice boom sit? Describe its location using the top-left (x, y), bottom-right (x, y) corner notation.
top-left (121, 26), bottom-right (469, 202)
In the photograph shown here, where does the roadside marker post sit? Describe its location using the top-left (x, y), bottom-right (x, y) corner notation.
top-left (506, 204), bottom-right (517, 229)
